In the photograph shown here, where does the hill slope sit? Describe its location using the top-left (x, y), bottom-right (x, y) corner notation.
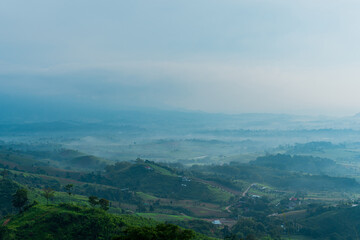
top-left (0, 204), bottom-right (213, 240)
top-left (299, 206), bottom-right (360, 240)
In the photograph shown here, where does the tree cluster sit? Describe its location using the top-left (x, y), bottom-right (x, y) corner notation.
top-left (88, 195), bottom-right (110, 211)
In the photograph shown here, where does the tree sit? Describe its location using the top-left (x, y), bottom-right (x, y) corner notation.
top-left (245, 234), bottom-right (257, 240)
top-left (156, 223), bottom-right (195, 240)
top-left (99, 198), bottom-right (109, 211)
top-left (114, 223), bottom-right (195, 240)
top-left (88, 196), bottom-right (99, 207)
top-left (222, 225), bottom-right (232, 239)
top-left (12, 188), bottom-right (28, 213)
top-left (42, 188), bottom-right (55, 205)
top-left (64, 184), bottom-right (73, 202)
top-left (1, 169), bottom-right (9, 179)
top-left (149, 205), bottom-right (154, 212)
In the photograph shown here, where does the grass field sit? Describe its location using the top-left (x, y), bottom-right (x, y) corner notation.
top-left (207, 185), bottom-right (233, 202)
top-left (288, 235), bottom-right (314, 240)
top-left (136, 213), bottom-right (197, 222)
top-left (136, 191), bottom-right (158, 201)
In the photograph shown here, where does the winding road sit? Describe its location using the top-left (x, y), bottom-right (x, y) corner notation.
top-left (225, 183), bottom-right (257, 213)
top-left (242, 183), bottom-right (256, 197)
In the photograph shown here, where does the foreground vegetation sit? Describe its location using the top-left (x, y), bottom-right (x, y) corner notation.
top-left (0, 203), bottom-right (213, 240)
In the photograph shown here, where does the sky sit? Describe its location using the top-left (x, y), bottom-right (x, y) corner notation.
top-left (1, 0), bottom-right (360, 116)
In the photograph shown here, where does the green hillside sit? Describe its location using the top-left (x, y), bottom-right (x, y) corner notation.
top-left (69, 155), bottom-right (107, 169)
top-left (191, 163), bottom-right (360, 192)
top-left (3, 143), bottom-right (360, 240)
top-left (103, 160), bottom-right (232, 203)
top-left (298, 205), bottom-right (360, 240)
top-left (0, 178), bottom-right (19, 216)
top-left (251, 154), bottom-right (349, 176)
top-left (0, 204), bottom-right (214, 240)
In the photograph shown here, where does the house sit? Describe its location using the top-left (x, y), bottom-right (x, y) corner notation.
top-left (212, 220), bottom-right (221, 225)
top-left (182, 177), bottom-right (191, 182)
top-left (144, 166), bottom-right (153, 170)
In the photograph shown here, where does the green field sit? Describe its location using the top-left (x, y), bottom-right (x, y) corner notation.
top-left (136, 213), bottom-right (197, 222)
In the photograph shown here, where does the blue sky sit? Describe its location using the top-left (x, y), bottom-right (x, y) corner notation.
top-left (1, 0), bottom-right (360, 116)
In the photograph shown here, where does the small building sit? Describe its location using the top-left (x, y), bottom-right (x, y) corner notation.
top-left (182, 177), bottom-right (191, 182)
top-left (144, 166), bottom-right (153, 170)
top-left (212, 220), bottom-right (221, 225)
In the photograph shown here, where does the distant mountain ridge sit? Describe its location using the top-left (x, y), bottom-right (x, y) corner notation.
top-left (2, 94), bottom-right (360, 130)
top-left (251, 154), bottom-right (345, 175)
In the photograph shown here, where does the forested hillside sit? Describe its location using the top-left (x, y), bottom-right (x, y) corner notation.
top-left (0, 203), bottom-right (210, 240)
top-left (1, 141), bottom-right (360, 240)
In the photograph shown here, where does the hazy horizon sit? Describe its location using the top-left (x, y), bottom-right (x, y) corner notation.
top-left (2, 1), bottom-right (360, 116)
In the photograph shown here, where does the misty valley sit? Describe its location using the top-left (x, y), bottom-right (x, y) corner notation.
top-left (3, 0), bottom-right (360, 239)
top-left (1, 111), bottom-right (360, 240)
